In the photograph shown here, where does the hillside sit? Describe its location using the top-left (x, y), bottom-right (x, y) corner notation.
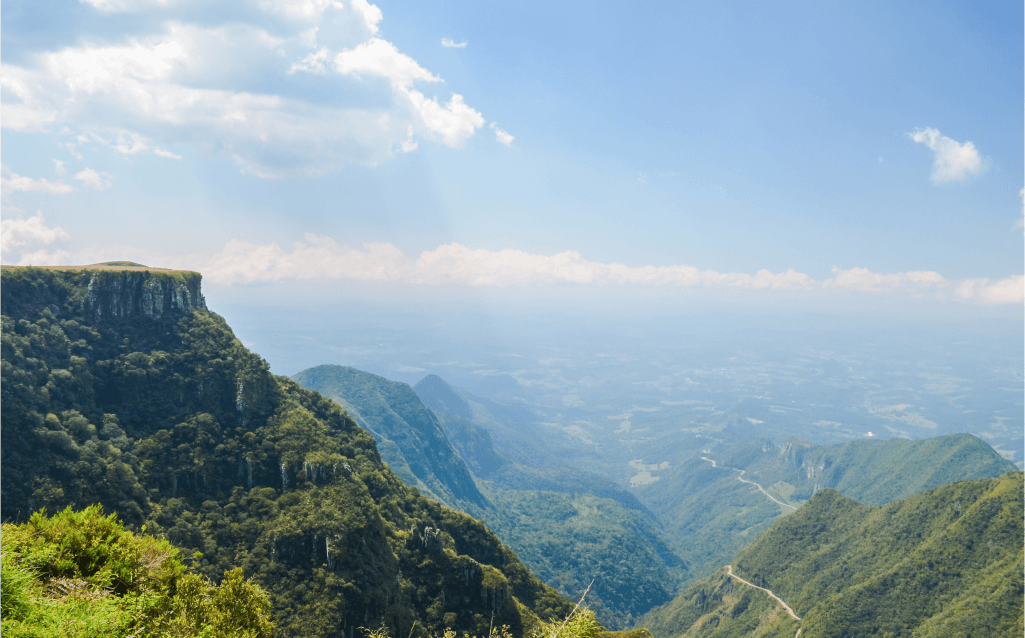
top-left (640, 471), bottom-right (1024, 637)
top-left (0, 266), bottom-right (573, 637)
top-left (294, 366), bottom-right (686, 629)
top-left (633, 433), bottom-right (1019, 582)
top-left (1, 505), bottom-right (275, 637)
top-left (292, 365), bottom-right (485, 507)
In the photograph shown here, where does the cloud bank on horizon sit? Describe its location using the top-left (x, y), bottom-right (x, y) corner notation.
top-left (3, 215), bottom-right (1020, 305)
top-left (0, 0), bottom-right (499, 177)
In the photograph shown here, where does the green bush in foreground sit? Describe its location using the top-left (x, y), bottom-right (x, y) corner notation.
top-left (0, 505), bottom-right (274, 637)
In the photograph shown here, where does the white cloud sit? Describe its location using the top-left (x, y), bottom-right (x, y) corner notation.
top-left (824, 266), bottom-right (946, 293)
top-left (74, 168), bottom-right (113, 190)
top-left (1, 165), bottom-right (75, 194)
top-left (491, 122), bottom-right (514, 146)
top-left (191, 234), bottom-right (820, 289)
top-left (185, 235), bottom-right (1022, 305)
top-left (2, 1), bottom-right (484, 176)
top-left (350, 0), bottom-right (383, 34)
top-left (53, 160), bottom-right (66, 175)
top-left (909, 127), bottom-right (986, 183)
top-left (9, 229), bottom-right (1020, 305)
top-left (333, 37), bottom-right (441, 86)
top-left (111, 130), bottom-right (182, 159)
top-left (1, 212), bottom-right (70, 255)
top-left (954, 276), bottom-right (1024, 305)
top-left (441, 38), bottom-right (467, 48)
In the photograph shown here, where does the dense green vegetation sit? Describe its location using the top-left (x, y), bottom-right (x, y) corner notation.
top-left (1, 505), bottom-right (274, 637)
top-left (479, 487), bottom-right (685, 630)
top-left (1, 267), bottom-right (573, 637)
top-left (633, 433), bottom-right (1018, 583)
top-left (292, 365), bottom-right (484, 507)
top-left (294, 366), bottom-right (685, 629)
top-left (640, 472), bottom-right (1024, 637)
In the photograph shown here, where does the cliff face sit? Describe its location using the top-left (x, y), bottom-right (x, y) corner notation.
top-left (0, 267), bottom-right (205, 324)
top-left (84, 270), bottom-right (206, 321)
top-left (0, 267), bottom-right (572, 638)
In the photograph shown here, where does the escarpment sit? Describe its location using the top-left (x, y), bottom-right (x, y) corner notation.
top-left (1, 265), bottom-right (205, 323)
top-left (0, 266), bottom-right (572, 638)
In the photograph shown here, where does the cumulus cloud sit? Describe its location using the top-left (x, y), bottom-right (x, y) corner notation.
top-left (183, 235), bottom-right (821, 292)
top-left (441, 38), bottom-right (467, 48)
top-left (74, 168), bottom-right (113, 190)
top-left (490, 122), bottom-right (514, 146)
top-left (824, 266), bottom-right (1023, 304)
top-left (2, 0), bottom-right (485, 176)
top-left (954, 276), bottom-right (1025, 305)
top-left (1, 165), bottom-right (75, 194)
top-left (1, 212), bottom-right (70, 256)
top-left (909, 127), bottom-right (986, 183)
top-left (824, 266), bottom-right (947, 293)
top-left (7, 228), bottom-right (1020, 305)
top-left (174, 235), bottom-right (1018, 305)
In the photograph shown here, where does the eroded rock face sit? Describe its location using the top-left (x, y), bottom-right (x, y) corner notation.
top-left (83, 271), bottom-right (206, 321)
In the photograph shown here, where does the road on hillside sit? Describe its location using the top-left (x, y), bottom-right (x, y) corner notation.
top-left (700, 457), bottom-right (798, 512)
top-left (726, 564), bottom-right (802, 621)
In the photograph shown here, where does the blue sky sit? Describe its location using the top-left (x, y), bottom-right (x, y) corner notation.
top-left (2, 0), bottom-right (1022, 310)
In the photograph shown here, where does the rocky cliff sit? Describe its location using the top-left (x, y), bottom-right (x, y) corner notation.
top-left (0, 266), bottom-right (205, 324)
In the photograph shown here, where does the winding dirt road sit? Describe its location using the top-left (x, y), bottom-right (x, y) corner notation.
top-left (701, 457), bottom-right (797, 512)
top-left (726, 564), bottom-right (801, 621)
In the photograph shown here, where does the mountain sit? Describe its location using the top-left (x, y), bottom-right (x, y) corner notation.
top-left (639, 471), bottom-right (1024, 637)
top-left (415, 375), bottom-right (649, 510)
top-left (414, 374), bottom-right (687, 628)
top-left (295, 367), bottom-right (686, 629)
top-left (0, 266), bottom-right (573, 638)
top-left (292, 365), bottom-right (485, 507)
top-left (632, 433), bottom-right (1019, 583)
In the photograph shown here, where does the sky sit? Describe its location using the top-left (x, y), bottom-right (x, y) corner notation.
top-left (2, 0), bottom-right (1023, 320)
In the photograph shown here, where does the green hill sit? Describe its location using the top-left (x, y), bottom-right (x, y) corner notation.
top-left (295, 368), bottom-right (687, 629)
top-left (292, 365), bottom-right (485, 507)
top-left (633, 433), bottom-right (1019, 583)
top-left (0, 267), bottom-right (572, 637)
top-left (639, 471), bottom-right (1024, 637)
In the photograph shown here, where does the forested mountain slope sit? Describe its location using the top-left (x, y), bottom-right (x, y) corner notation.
top-left (0, 266), bottom-right (572, 638)
top-left (639, 471), bottom-right (1023, 638)
top-left (415, 375), bottom-right (649, 509)
top-left (294, 366), bottom-right (686, 629)
top-left (292, 365), bottom-right (485, 507)
top-left (633, 433), bottom-right (1018, 583)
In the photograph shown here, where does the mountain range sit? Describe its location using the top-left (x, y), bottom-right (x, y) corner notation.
top-left (639, 471), bottom-right (1024, 637)
top-left (2, 264), bottom-right (1021, 637)
top-left (293, 365), bottom-right (685, 629)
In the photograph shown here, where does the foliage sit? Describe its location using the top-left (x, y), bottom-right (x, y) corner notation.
top-left (295, 366), bottom-right (684, 629)
top-left (477, 488), bottom-right (684, 630)
top-left (639, 472), bottom-right (1024, 637)
top-left (292, 365), bottom-right (485, 506)
top-left (0, 505), bottom-right (274, 638)
top-left (632, 433), bottom-right (1019, 584)
top-left (0, 268), bottom-right (573, 638)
